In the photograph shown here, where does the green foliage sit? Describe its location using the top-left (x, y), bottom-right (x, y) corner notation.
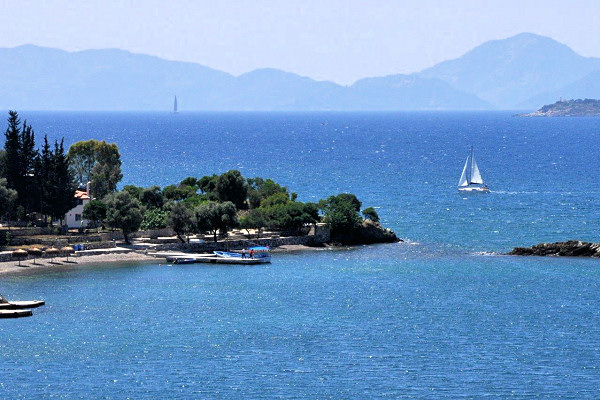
top-left (83, 199), bottom-right (107, 228)
top-left (123, 185), bottom-right (144, 199)
top-left (247, 177), bottom-right (288, 209)
top-left (321, 193), bottom-right (363, 236)
top-left (264, 201), bottom-right (319, 233)
top-left (67, 139), bottom-right (122, 198)
top-left (239, 208), bottom-right (267, 233)
top-left (198, 174), bottom-right (218, 194)
top-left (167, 202), bottom-right (193, 243)
top-left (0, 178), bottom-right (17, 219)
top-left (47, 138), bottom-right (78, 222)
top-left (104, 191), bottom-right (143, 244)
top-left (362, 207), bottom-right (380, 223)
top-left (215, 170), bottom-right (248, 209)
top-left (191, 201), bottom-right (238, 242)
top-left (3, 111), bottom-right (39, 214)
top-left (260, 192), bottom-right (290, 208)
top-left (140, 186), bottom-right (165, 209)
top-left (162, 184), bottom-right (196, 201)
top-left (140, 208), bottom-right (168, 230)
top-left (180, 176), bottom-right (198, 188)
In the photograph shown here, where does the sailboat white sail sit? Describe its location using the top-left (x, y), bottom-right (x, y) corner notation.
top-left (458, 146), bottom-right (489, 192)
top-left (172, 95), bottom-right (178, 114)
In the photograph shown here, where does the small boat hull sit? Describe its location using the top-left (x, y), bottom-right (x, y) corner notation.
top-left (458, 186), bottom-right (490, 193)
top-left (0, 309), bottom-right (33, 318)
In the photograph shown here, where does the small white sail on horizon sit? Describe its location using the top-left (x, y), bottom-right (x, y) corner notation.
top-left (458, 146), bottom-right (489, 192)
top-left (172, 95), bottom-right (178, 114)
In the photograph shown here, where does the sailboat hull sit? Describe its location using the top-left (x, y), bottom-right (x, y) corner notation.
top-left (458, 186), bottom-right (490, 193)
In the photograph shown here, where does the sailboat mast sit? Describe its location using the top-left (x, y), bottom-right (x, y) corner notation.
top-left (468, 146), bottom-right (474, 184)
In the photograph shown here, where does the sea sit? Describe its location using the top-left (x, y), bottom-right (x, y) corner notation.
top-left (1, 111), bottom-right (599, 399)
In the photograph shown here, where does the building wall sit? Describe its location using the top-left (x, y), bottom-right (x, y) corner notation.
top-left (64, 198), bottom-right (90, 228)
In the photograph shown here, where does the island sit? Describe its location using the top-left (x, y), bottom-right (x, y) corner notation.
top-left (509, 240), bottom-right (600, 257)
top-left (519, 99), bottom-right (600, 117)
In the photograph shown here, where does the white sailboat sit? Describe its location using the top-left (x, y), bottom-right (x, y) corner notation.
top-left (172, 95), bottom-right (179, 114)
top-left (458, 146), bottom-right (490, 193)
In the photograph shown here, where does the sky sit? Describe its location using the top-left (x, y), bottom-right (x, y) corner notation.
top-left (0, 0), bottom-right (599, 85)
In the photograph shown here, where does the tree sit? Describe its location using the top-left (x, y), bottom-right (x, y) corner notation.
top-left (83, 199), bottom-right (108, 228)
top-left (321, 193), bottom-right (363, 237)
top-left (264, 201), bottom-right (319, 233)
top-left (67, 139), bottom-right (122, 197)
top-left (140, 208), bottom-right (168, 230)
top-left (104, 191), bottom-right (143, 244)
top-left (260, 192), bottom-right (290, 208)
top-left (3, 111), bottom-right (39, 215)
top-left (140, 186), bottom-right (164, 209)
top-left (167, 202), bottom-right (193, 243)
top-left (198, 174), bottom-right (218, 194)
top-left (0, 178), bottom-right (17, 222)
top-left (162, 184), bottom-right (196, 201)
top-left (362, 207), bottom-right (380, 223)
top-left (247, 177), bottom-right (288, 209)
top-left (239, 208), bottom-right (267, 235)
top-left (180, 176), bottom-right (198, 188)
top-left (216, 170), bottom-right (248, 209)
top-left (192, 201), bottom-right (238, 242)
top-left (47, 139), bottom-right (78, 223)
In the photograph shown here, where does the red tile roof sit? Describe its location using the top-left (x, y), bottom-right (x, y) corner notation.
top-left (74, 190), bottom-right (90, 200)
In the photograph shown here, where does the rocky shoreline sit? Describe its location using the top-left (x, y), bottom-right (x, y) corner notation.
top-left (509, 240), bottom-right (600, 258)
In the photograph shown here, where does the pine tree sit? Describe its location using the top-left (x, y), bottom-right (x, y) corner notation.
top-left (4, 111), bottom-right (21, 191)
top-left (47, 139), bottom-right (77, 223)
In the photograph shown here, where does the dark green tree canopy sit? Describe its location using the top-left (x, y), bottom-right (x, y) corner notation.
top-left (215, 170), bottom-right (248, 209)
top-left (167, 202), bottom-right (193, 243)
top-left (83, 199), bottom-right (108, 228)
top-left (192, 201), bottom-right (238, 242)
top-left (67, 139), bottom-right (122, 198)
top-left (362, 207), bottom-right (380, 223)
top-left (104, 191), bottom-right (143, 244)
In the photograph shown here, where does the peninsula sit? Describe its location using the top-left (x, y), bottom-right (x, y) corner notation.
top-left (520, 99), bottom-right (600, 117)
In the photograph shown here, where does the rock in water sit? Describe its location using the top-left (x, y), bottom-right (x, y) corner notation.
top-left (509, 240), bottom-right (600, 257)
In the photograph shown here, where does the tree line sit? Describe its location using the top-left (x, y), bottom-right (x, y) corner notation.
top-left (0, 111), bottom-right (381, 244)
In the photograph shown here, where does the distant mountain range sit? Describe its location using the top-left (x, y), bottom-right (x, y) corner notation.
top-left (2, 33), bottom-right (600, 111)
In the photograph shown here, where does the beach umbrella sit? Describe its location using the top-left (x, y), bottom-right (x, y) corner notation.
top-left (45, 247), bottom-right (60, 263)
top-left (27, 247), bottom-right (43, 265)
top-left (12, 249), bottom-right (28, 267)
top-left (60, 246), bottom-right (74, 262)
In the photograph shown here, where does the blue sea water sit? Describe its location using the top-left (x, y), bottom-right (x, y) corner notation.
top-left (1, 112), bottom-right (600, 398)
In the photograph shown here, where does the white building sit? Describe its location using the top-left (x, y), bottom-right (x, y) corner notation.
top-left (64, 183), bottom-right (92, 228)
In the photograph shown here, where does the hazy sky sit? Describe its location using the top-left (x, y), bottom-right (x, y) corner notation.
top-left (0, 0), bottom-right (599, 84)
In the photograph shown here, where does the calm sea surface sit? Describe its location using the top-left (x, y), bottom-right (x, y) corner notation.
top-left (1, 112), bottom-right (600, 398)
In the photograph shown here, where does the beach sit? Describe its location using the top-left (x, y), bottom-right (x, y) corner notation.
top-left (0, 250), bottom-right (157, 276)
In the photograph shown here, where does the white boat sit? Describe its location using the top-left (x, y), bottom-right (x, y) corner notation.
top-left (458, 146), bottom-right (490, 193)
top-left (213, 246), bottom-right (271, 263)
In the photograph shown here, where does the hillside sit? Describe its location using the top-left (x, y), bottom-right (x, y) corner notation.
top-left (420, 33), bottom-right (600, 109)
top-left (0, 45), bottom-right (484, 111)
top-left (520, 99), bottom-right (600, 117)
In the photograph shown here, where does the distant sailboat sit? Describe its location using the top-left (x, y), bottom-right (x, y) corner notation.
top-left (172, 95), bottom-right (179, 114)
top-left (458, 146), bottom-right (490, 193)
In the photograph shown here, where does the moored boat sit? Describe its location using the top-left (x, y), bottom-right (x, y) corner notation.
top-left (214, 246), bottom-right (271, 263)
top-left (0, 294), bottom-right (45, 310)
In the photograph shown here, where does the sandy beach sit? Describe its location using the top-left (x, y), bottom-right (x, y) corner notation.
top-left (0, 251), bottom-right (157, 276)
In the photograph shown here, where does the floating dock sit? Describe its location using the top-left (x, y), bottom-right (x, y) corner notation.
top-left (0, 300), bottom-right (45, 310)
top-left (0, 309), bottom-right (33, 318)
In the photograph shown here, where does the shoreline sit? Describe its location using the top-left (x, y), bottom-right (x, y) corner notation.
top-left (0, 252), bottom-right (157, 276)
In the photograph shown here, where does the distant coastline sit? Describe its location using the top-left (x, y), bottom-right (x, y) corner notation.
top-left (519, 99), bottom-right (600, 117)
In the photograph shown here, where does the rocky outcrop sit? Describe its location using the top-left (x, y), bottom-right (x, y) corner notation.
top-left (332, 220), bottom-right (401, 245)
top-left (509, 240), bottom-right (600, 257)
